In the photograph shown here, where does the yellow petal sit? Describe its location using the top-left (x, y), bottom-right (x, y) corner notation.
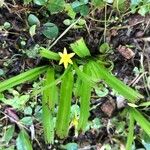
top-left (64, 62), bottom-right (68, 69)
top-left (63, 48), bottom-right (67, 54)
top-left (59, 59), bottom-right (63, 65)
top-left (69, 53), bottom-right (75, 58)
top-left (68, 59), bottom-right (73, 64)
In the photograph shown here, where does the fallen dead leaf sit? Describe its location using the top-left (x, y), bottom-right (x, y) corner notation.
top-left (117, 45), bottom-right (135, 59)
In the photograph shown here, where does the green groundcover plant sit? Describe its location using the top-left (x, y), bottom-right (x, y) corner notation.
top-left (0, 38), bottom-right (150, 150)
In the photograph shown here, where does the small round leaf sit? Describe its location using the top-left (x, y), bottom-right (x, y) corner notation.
top-left (28, 14), bottom-right (40, 26)
top-left (33, 0), bottom-right (47, 5)
top-left (42, 22), bottom-right (59, 39)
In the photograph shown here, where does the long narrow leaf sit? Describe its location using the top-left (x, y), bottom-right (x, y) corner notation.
top-left (40, 47), bottom-right (60, 60)
top-left (43, 68), bottom-right (58, 110)
top-left (56, 68), bottom-right (74, 138)
top-left (139, 101), bottom-right (150, 107)
top-left (126, 112), bottom-right (135, 150)
top-left (78, 64), bottom-right (92, 131)
top-left (70, 38), bottom-right (91, 58)
top-left (0, 66), bottom-right (48, 93)
top-left (74, 76), bottom-right (82, 97)
top-left (31, 66), bottom-right (71, 97)
top-left (89, 61), bottom-right (143, 102)
top-left (73, 62), bottom-right (96, 85)
top-left (42, 68), bottom-right (57, 144)
top-left (130, 108), bottom-right (150, 137)
top-left (16, 129), bottom-right (33, 150)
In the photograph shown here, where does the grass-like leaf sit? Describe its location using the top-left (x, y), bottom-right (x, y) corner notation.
top-left (126, 112), bottom-right (135, 150)
top-left (73, 62), bottom-right (96, 84)
top-left (130, 108), bottom-right (150, 137)
top-left (139, 101), bottom-right (150, 107)
top-left (42, 68), bottom-right (57, 144)
top-left (31, 66), bottom-right (71, 97)
top-left (16, 129), bottom-right (33, 150)
top-left (89, 60), bottom-right (143, 102)
top-left (77, 63), bottom-right (92, 131)
top-left (74, 60), bottom-right (143, 102)
top-left (39, 47), bottom-right (60, 60)
top-left (74, 76), bottom-right (82, 97)
top-left (56, 68), bottom-right (74, 138)
top-left (0, 66), bottom-right (48, 93)
top-left (2, 125), bottom-right (15, 143)
top-left (70, 38), bottom-right (91, 58)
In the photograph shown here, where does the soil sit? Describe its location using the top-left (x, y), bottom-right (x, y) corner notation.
top-left (0, 1), bottom-right (150, 150)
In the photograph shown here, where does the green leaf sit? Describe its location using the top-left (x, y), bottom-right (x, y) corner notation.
top-left (39, 47), bottom-right (60, 60)
top-left (99, 43), bottom-right (110, 53)
top-left (126, 112), bottom-right (135, 150)
top-left (4, 22), bottom-right (11, 29)
top-left (42, 22), bottom-right (59, 39)
top-left (65, 3), bottom-right (76, 19)
top-left (91, 118), bottom-right (102, 129)
top-left (142, 140), bottom-right (150, 150)
top-left (63, 19), bottom-right (72, 26)
top-left (131, 0), bottom-right (141, 5)
top-left (74, 60), bottom-right (143, 103)
top-left (78, 63), bottom-right (92, 131)
top-left (73, 63), bottom-right (96, 85)
top-left (28, 14), bottom-right (40, 26)
top-left (71, 104), bottom-right (80, 118)
top-left (43, 68), bottom-right (58, 110)
top-left (80, 5), bottom-right (89, 16)
top-left (95, 86), bottom-right (109, 97)
top-left (0, 95), bottom-right (30, 110)
top-left (143, 132), bottom-right (150, 143)
top-left (2, 125), bottom-right (15, 143)
top-left (34, 105), bottom-right (42, 121)
top-left (70, 38), bottom-right (91, 58)
top-left (0, 146), bottom-right (14, 150)
top-left (56, 68), bottom-right (74, 138)
top-left (42, 100), bottom-right (54, 144)
top-left (61, 143), bottom-right (78, 150)
top-left (0, 66), bottom-right (48, 93)
top-left (0, 69), bottom-right (4, 76)
top-left (91, 0), bottom-right (105, 8)
top-left (16, 129), bottom-right (33, 150)
top-left (26, 44), bottom-right (39, 58)
top-left (29, 25), bottom-right (36, 38)
top-left (47, 0), bottom-right (65, 13)
top-left (130, 108), bottom-right (150, 137)
top-left (80, 0), bottom-right (89, 4)
top-left (33, 0), bottom-right (47, 5)
top-left (19, 117), bottom-right (33, 126)
top-left (113, 0), bottom-right (127, 12)
top-left (89, 60), bottom-right (143, 102)
top-left (78, 18), bottom-right (86, 26)
top-left (71, 1), bottom-right (81, 12)
top-left (138, 5), bottom-right (150, 16)
top-left (32, 68), bottom-right (69, 97)
top-left (142, 132), bottom-right (150, 150)
top-left (24, 107), bottom-right (32, 115)
top-left (71, 1), bottom-right (89, 16)
top-left (42, 68), bottom-right (57, 144)
top-left (74, 76), bottom-right (82, 97)
top-left (139, 101), bottom-right (150, 107)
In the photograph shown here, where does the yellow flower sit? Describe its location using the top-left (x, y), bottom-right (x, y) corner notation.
top-left (72, 116), bottom-right (78, 128)
top-left (58, 48), bottom-right (75, 69)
